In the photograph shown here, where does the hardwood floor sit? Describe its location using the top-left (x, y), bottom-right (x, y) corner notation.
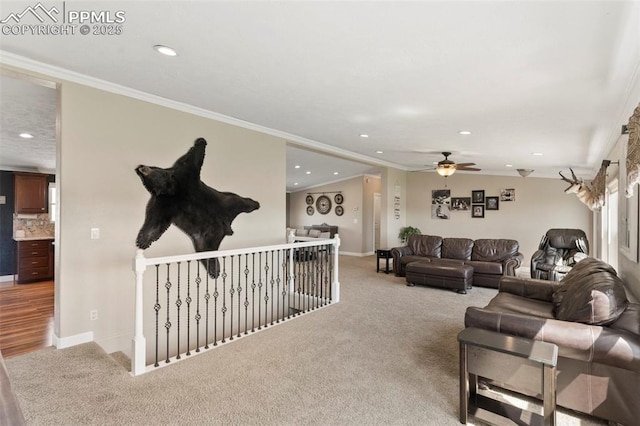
top-left (0, 280), bottom-right (54, 359)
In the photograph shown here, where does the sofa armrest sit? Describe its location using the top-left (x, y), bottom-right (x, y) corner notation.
top-left (503, 252), bottom-right (523, 276)
top-left (390, 246), bottom-right (413, 275)
top-left (498, 276), bottom-right (561, 301)
top-left (0, 351), bottom-right (26, 426)
top-left (465, 307), bottom-right (640, 372)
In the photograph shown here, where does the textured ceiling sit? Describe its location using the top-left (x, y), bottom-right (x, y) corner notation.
top-left (1, 1), bottom-right (639, 190)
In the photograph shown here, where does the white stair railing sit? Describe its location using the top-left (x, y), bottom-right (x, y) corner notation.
top-left (132, 235), bottom-right (340, 376)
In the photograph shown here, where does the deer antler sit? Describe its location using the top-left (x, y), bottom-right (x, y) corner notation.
top-left (559, 168), bottom-right (602, 211)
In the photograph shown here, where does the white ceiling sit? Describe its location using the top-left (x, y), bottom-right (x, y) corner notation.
top-left (1, 1), bottom-right (639, 191)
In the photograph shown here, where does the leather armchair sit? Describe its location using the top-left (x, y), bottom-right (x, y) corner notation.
top-left (530, 228), bottom-right (589, 281)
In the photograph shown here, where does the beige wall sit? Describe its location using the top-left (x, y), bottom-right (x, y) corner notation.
top-left (57, 82), bottom-right (286, 352)
top-left (289, 175), bottom-right (378, 255)
top-left (405, 172), bottom-right (593, 264)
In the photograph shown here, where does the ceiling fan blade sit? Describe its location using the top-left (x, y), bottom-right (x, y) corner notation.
top-left (457, 166), bottom-right (481, 171)
top-left (455, 162), bottom-right (476, 167)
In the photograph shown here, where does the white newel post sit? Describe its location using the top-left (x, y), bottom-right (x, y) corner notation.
top-left (132, 249), bottom-right (147, 376)
top-left (332, 234), bottom-right (340, 303)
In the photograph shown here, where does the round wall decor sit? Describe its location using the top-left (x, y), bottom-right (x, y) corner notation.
top-left (316, 195), bottom-right (332, 215)
top-left (306, 205), bottom-right (314, 215)
top-left (305, 195), bottom-right (314, 205)
top-left (334, 193), bottom-right (344, 204)
top-left (335, 205), bottom-right (344, 216)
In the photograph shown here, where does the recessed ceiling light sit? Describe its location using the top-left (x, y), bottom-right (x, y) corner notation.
top-left (294, 182), bottom-right (299, 186)
top-left (459, 130), bottom-right (472, 135)
top-left (333, 172), bottom-right (339, 175)
top-left (505, 164), bottom-right (513, 167)
top-left (153, 45), bottom-right (177, 56)
top-left (19, 133), bottom-right (33, 139)
top-left (360, 134), bottom-right (369, 138)
top-left (294, 165), bottom-right (300, 169)
top-left (376, 150), bottom-right (383, 154)
top-left (306, 171), bottom-right (311, 175)
top-left (532, 152), bottom-right (543, 156)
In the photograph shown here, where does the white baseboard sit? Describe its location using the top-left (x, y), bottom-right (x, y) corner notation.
top-left (0, 275), bottom-right (15, 283)
top-left (340, 251), bottom-right (370, 257)
top-left (53, 331), bottom-right (94, 349)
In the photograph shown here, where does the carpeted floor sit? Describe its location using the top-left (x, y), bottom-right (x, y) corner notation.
top-left (5, 255), bottom-right (606, 425)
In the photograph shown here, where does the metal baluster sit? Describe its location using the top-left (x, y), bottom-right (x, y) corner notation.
top-left (204, 259), bottom-right (210, 349)
top-left (296, 255), bottom-right (302, 316)
top-left (264, 252), bottom-right (270, 327)
top-left (229, 255), bottom-right (235, 341)
top-left (237, 255), bottom-right (243, 338)
top-left (221, 257), bottom-right (227, 343)
top-left (276, 250), bottom-right (281, 323)
top-left (195, 262), bottom-right (202, 353)
top-left (186, 261), bottom-right (191, 356)
top-left (175, 262), bottom-right (182, 360)
top-left (244, 254), bottom-right (250, 335)
top-left (251, 253), bottom-right (256, 332)
top-left (258, 252), bottom-right (263, 330)
top-left (154, 265), bottom-right (160, 367)
top-left (270, 250), bottom-right (275, 326)
top-left (213, 261), bottom-right (219, 346)
top-left (164, 264), bottom-right (172, 364)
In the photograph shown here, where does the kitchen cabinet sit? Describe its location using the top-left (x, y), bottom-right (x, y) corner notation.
top-left (16, 239), bottom-right (53, 283)
top-left (14, 172), bottom-right (48, 214)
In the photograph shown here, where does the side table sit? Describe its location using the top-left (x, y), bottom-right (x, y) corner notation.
top-left (458, 327), bottom-right (558, 426)
top-left (376, 248), bottom-right (392, 273)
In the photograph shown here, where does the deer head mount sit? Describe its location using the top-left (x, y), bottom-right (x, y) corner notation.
top-left (559, 168), bottom-right (605, 211)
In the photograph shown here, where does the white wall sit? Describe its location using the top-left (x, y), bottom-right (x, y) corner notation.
top-left (57, 82), bottom-right (286, 353)
top-left (405, 172), bottom-right (593, 265)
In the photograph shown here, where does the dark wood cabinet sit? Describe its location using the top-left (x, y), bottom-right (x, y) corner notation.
top-left (16, 239), bottom-right (53, 283)
top-left (14, 172), bottom-right (48, 214)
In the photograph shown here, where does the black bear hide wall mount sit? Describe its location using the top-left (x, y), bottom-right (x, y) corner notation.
top-left (135, 138), bottom-right (260, 277)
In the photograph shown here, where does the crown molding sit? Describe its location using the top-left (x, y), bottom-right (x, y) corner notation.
top-left (0, 51), bottom-right (409, 172)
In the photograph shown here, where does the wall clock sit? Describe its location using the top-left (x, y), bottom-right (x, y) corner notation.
top-left (335, 205), bottom-right (344, 216)
top-left (305, 195), bottom-right (314, 205)
top-left (306, 205), bottom-right (314, 215)
top-left (316, 195), bottom-right (332, 215)
top-left (334, 193), bottom-right (344, 204)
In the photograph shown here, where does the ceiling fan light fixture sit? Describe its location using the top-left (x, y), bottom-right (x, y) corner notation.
top-left (436, 163), bottom-right (456, 177)
top-left (517, 168), bottom-right (534, 177)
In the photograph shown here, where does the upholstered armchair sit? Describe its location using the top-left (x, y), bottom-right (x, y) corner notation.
top-left (530, 228), bottom-right (589, 281)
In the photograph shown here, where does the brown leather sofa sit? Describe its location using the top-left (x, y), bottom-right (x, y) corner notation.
top-left (1, 351), bottom-right (25, 425)
top-left (390, 234), bottom-right (523, 288)
top-left (465, 258), bottom-right (639, 425)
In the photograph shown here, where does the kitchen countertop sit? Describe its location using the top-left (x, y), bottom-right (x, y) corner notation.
top-left (13, 236), bottom-right (55, 241)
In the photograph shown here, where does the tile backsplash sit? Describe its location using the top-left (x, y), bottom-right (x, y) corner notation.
top-left (14, 213), bottom-right (55, 238)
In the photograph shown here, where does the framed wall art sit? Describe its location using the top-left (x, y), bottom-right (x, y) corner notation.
top-left (451, 197), bottom-right (471, 211)
top-left (486, 196), bottom-right (499, 210)
top-left (472, 205), bottom-right (484, 218)
top-left (472, 190), bottom-right (485, 204)
top-left (500, 188), bottom-right (515, 201)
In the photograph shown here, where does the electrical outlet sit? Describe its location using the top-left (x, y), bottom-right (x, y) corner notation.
top-left (90, 310), bottom-right (98, 321)
top-left (91, 228), bottom-right (100, 239)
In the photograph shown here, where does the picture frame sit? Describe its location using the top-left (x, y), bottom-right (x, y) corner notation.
top-left (431, 189), bottom-right (451, 219)
top-left (500, 188), bottom-right (515, 201)
top-left (486, 196), bottom-right (499, 210)
top-left (451, 197), bottom-right (471, 211)
top-left (472, 205), bottom-right (484, 218)
top-left (472, 190), bottom-right (485, 204)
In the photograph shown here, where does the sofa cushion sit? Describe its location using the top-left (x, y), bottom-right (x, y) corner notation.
top-left (485, 291), bottom-right (555, 319)
top-left (465, 260), bottom-right (503, 275)
top-left (407, 235), bottom-right (442, 257)
top-left (472, 239), bottom-right (519, 262)
top-left (295, 229), bottom-right (309, 236)
top-left (442, 238), bottom-right (474, 260)
top-left (552, 258), bottom-right (628, 325)
top-left (610, 304), bottom-right (640, 336)
top-left (308, 229), bottom-right (321, 238)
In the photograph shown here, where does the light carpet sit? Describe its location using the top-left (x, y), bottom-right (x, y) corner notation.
top-left (6, 255), bottom-right (606, 425)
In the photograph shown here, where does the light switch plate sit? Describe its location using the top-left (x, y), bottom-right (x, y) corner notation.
top-left (91, 228), bottom-right (100, 239)
top-left (0, 195), bottom-right (5, 204)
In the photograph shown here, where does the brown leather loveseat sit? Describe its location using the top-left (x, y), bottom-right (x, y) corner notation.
top-left (390, 234), bottom-right (523, 288)
top-left (465, 257), bottom-right (640, 425)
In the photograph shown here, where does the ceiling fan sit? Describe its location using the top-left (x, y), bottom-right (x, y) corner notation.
top-left (432, 152), bottom-right (481, 177)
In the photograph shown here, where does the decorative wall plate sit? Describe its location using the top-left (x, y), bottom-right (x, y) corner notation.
top-left (335, 205), bottom-right (344, 216)
top-left (316, 195), bottom-right (332, 215)
top-left (334, 193), bottom-right (344, 204)
top-left (306, 205), bottom-right (314, 215)
top-left (305, 195), bottom-right (314, 205)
